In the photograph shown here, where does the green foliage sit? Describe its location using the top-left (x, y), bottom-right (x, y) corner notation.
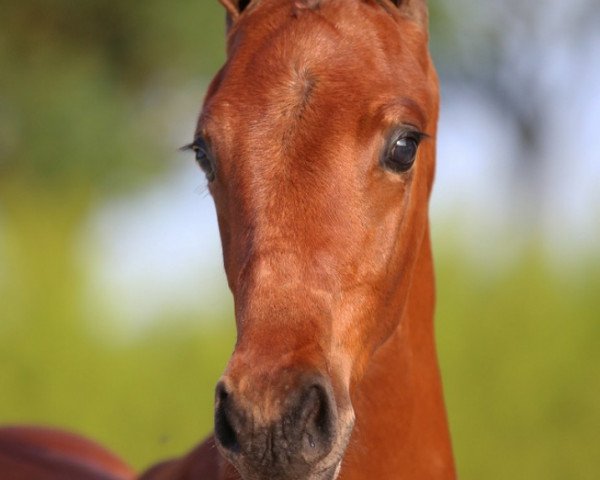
top-left (0, 0), bottom-right (225, 196)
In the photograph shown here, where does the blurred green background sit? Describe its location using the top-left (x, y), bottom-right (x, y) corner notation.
top-left (1, 1), bottom-right (598, 479)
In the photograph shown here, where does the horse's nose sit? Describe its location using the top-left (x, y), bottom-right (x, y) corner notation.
top-left (214, 375), bottom-right (337, 476)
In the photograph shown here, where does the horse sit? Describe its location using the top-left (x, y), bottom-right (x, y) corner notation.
top-left (0, 426), bottom-right (134, 480)
top-left (0, 0), bottom-right (455, 479)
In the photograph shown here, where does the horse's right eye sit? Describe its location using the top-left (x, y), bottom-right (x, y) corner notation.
top-left (382, 130), bottom-right (425, 174)
top-left (192, 138), bottom-right (215, 182)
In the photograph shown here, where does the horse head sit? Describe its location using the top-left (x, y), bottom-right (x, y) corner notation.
top-left (193, 1), bottom-right (439, 478)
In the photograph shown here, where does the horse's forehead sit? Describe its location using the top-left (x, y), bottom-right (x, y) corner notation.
top-left (243, 3), bottom-right (409, 79)
top-left (206, 5), bottom-right (424, 132)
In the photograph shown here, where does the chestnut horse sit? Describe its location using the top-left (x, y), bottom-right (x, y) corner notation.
top-left (0, 0), bottom-right (455, 479)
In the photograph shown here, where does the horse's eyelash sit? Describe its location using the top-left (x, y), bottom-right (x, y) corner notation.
top-left (400, 127), bottom-right (428, 140)
top-left (179, 143), bottom-right (197, 152)
top-left (414, 131), bottom-right (429, 141)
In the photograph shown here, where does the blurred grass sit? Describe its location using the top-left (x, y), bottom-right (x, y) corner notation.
top-left (435, 246), bottom-right (600, 480)
top-left (0, 192), bottom-right (235, 467)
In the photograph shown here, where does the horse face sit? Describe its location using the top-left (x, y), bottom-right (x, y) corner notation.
top-left (195, 1), bottom-right (438, 478)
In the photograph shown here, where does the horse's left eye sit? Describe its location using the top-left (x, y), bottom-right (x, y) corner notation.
top-left (192, 138), bottom-right (215, 182)
top-left (382, 132), bottom-right (423, 173)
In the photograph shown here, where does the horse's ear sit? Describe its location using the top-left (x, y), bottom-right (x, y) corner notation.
top-left (390, 0), bottom-right (428, 29)
top-left (218, 0), bottom-right (252, 21)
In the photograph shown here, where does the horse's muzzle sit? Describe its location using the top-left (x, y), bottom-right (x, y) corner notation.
top-left (214, 374), bottom-right (351, 480)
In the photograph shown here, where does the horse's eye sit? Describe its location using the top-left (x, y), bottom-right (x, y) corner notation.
top-left (382, 132), bottom-right (423, 173)
top-left (192, 138), bottom-right (215, 182)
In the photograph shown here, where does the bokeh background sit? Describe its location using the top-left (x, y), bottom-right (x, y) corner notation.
top-left (1, 1), bottom-right (599, 478)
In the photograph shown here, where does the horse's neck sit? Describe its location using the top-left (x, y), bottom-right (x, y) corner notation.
top-left (343, 226), bottom-right (456, 479)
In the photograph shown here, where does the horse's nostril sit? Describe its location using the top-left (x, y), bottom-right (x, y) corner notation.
top-left (298, 383), bottom-right (336, 463)
top-left (215, 381), bottom-right (229, 404)
top-left (214, 383), bottom-right (240, 454)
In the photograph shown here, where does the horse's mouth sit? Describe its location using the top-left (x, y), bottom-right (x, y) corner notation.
top-left (220, 410), bottom-right (353, 480)
top-left (233, 459), bottom-right (343, 480)
top-left (222, 428), bottom-right (350, 480)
